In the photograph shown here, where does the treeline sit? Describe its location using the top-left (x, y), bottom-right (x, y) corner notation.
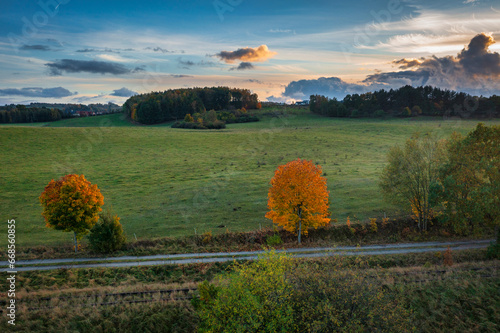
top-left (123, 87), bottom-right (260, 125)
top-left (310, 85), bottom-right (500, 118)
top-left (0, 105), bottom-right (62, 123)
top-left (29, 102), bottom-right (122, 114)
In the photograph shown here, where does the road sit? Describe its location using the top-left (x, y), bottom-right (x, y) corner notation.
top-left (1, 239), bottom-right (493, 272)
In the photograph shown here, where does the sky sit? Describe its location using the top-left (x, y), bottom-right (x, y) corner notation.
top-left (1, 0), bottom-right (500, 105)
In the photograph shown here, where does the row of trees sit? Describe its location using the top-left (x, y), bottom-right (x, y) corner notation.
top-left (310, 85), bottom-right (500, 118)
top-left (380, 123), bottom-right (499, 235)
top-left (0, 105), bottom-right (63, 123)
top-left (123, 87), bottom-right (260, 125)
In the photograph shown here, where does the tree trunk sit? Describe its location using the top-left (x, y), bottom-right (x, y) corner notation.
top-left (298, 207), bottom-right (302, 244)
top-left (73, 232), bottom-right (78, 253)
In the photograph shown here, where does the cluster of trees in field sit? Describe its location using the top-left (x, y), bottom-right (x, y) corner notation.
top-left (0, 104), bottom-right (63, 123)
top-left (310, 85), bottom-right (500, 118)
top-left (123, 87), bottom-right (260, 125)
top-left (173, 107), bottom-right (259, 130)
top-left (380, 123), bottom-right (499, 235)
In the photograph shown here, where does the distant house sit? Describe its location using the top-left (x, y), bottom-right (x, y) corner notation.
top-left (295, 100), bottom-right (309, 106)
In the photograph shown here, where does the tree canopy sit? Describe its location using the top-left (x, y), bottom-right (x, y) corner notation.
top-left (310, 85), bottom-right (500, 118)
top-left (265, 159), bottom-right (330, 243)
top-left (39, 174), bottom-right (104, 252)
top-left (123, 87), bottom-right (259, 125)
top-left (380, 134), bottom-right (446, 231)
top-left (435, 123), bottom-right (500, 234)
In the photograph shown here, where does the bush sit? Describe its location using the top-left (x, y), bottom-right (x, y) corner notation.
top-left (289, 258), bottom-right (413, 332)
top-left (195, 251), bottom-right (412, 332)
top-left (266, 233), bottom-right (283, 246)
top-left (401, 107), bottom-right (412, 117)
top-left (195, 251), bottom-right (295, 332)
top-left (88, 211), bottom-right (126, 253)
top-left (172, 119), bottom-right (226, 129)
top-left (374, 109), bottom-right (386, 118)
top-left (350, 109), bottom-right (361, 118)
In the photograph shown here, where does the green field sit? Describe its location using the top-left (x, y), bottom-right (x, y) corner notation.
top-left (1, 108), bottom-right (497, 247)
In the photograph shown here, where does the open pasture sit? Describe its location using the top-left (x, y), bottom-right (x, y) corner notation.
top-left (1, 108), bottom-right (496, 247)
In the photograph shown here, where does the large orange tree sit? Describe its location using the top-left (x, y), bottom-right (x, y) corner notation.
top-left (39, 174), bottom-right (104, 252)
top-left (265, 159), bottom-right (330, 243)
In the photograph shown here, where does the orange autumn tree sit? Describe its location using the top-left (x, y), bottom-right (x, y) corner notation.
top-left (265, 159), bottom-right (330, 243)
top-left (39, 174), bottom-right (104, 252)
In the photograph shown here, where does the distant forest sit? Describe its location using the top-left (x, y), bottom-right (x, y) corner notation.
top-left (0, 105), bottom-right (62, 123)
top-left (123, 87), bottom-right (259, 125)
top-left (0, 102), bottom-right (122, 124)
top-left (310, 85), bottom-right (500, 118)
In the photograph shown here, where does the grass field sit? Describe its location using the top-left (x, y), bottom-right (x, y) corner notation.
top-left (1, 108), bottom-right (498, 247)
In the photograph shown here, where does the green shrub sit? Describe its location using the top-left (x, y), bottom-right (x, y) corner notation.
top-left (374, 109), bottom-right (385, 118)
top-left (289, 258), bottom-right (413, 332)
top-left (196, 251), bottom-right (295, 332)
top-left (401, 106), bottom-right (412, 117)
top-left (88, 211), bottom-right (126, 253)
top-left (195, 251), bottom-right (412, 332)
top-left (266, 234), bottom-right (283, 246)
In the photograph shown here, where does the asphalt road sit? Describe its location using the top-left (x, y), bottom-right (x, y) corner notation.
top-left (1, 239), bottom-right (493, 272)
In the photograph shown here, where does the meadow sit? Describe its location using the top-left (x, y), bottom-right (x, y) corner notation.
top-left (1, 108), bottom-right (497, 247)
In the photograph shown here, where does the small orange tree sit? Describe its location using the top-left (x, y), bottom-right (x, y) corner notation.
top-left (39, 174), bottom-right (104, 252)
top-left (265, 159), bottom-right (330, 243)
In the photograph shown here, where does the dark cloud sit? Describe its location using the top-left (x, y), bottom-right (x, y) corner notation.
top-left (76, 48), bottom-right (99, 53)
top-left (76, 48), bottom-right (134, 53)
top-left (170, 74), bottom-right (193, 78)
top-left (364, 33), bottom-right (500, 95)
top-left (215, 45), bottom-right (276, 63)
top-left (393, 58), bottom-right (425, 69)
top-left (110, 87), bottom-right (137, 97)
top-left (178, 59), bottom-right (216, 69)
top-left (132, 66), bottom-right (146, 73)
top-left (245, 79), bottom-right (264, 84)
top-left (280, 34), bottom-right (500, 101)
top-left (458, 33), bottom-right (500, 76)
top-left (0, 87), bottom-right (76, 98)
top-left (45, 59), bottom-right (137, 75)
top-left (230, 62), bottom-right (254, 71)
top-left (145, 47), bottom-right (172, 53)
top-left (20, 44), bottom-right (51, 51)
top-left (283, 77), bottom-right (368, 100)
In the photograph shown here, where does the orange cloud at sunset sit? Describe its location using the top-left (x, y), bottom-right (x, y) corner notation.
top-left (215, 45), bottom-right (277, 63)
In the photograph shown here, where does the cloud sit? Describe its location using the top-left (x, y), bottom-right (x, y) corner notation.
top-left (76, 48), bottom-right (134, 53)
top-left (215, 45), bottom-right (277, 63)
top-left (230, 62), bottom-right (255, 71)
top-left (269, 29), bottom-right (294, 34)
top-left (45, 59), bottom-right (140, 75)
top-left (170, 74), bottom-right (193, 78)
top-left (283, 77), bottom-right (368, 100)
top-left (145, 47), bottom-right (172, 53)
top-left (280, 33), bottom-right (500, 101)
top-left (245, 79), bottom-right (264, 84)
top-left (0, 87), bottom-right (76, 98)
top-left (19, 44), bottom-right (51, 51)
top-left (364, 33), bottom-right (500, 95)
top-left (110, 87), bottom-right (137, 97)
top-left (178, 59), bottom-right (216, 69)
